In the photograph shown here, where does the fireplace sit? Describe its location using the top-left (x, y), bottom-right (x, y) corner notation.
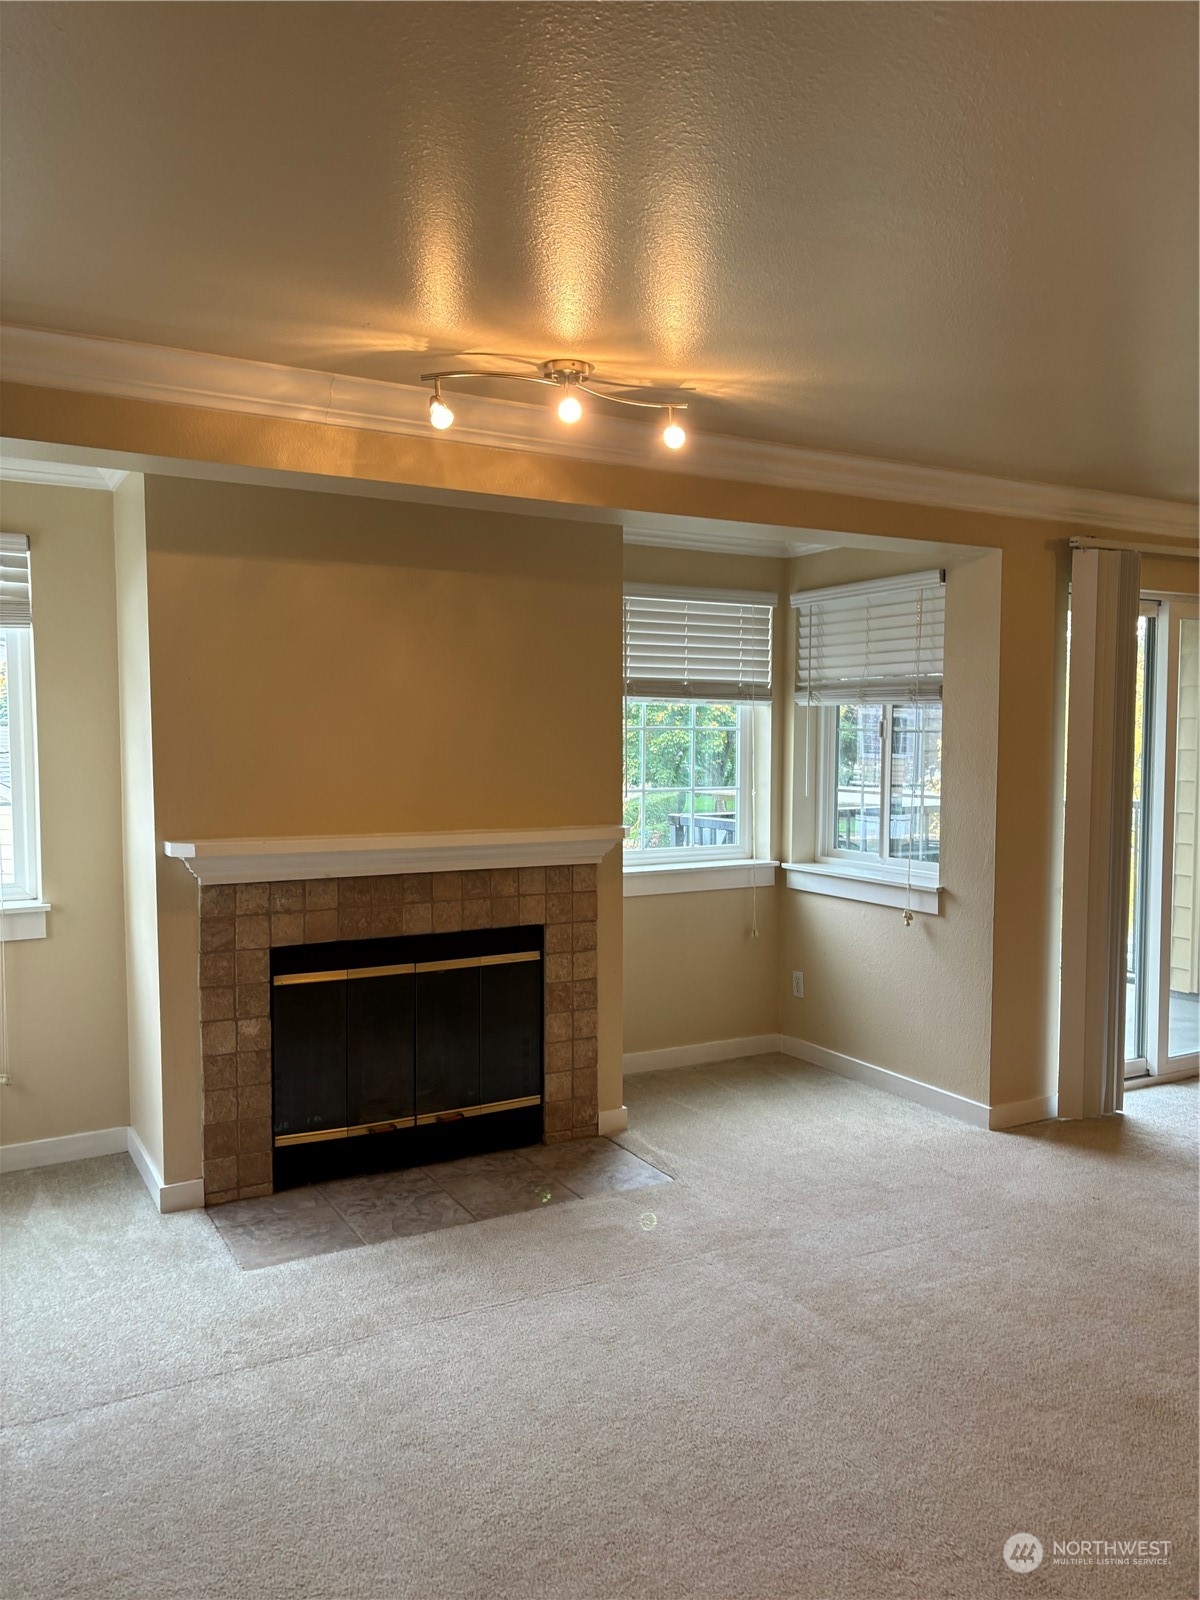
top-left (271, 924), bottom-right (543, 1190)
top-left (194, 857), bottom-right (604, 1206)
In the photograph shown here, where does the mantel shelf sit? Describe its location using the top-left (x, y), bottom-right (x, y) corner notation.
top-left (164, 826), bottom-right (624, 886)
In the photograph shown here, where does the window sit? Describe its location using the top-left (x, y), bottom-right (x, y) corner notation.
top-left (793, 569), bottom-right (944, 890)
top-left (0, 532), bottom-right (42, 910)
top-left (624, 699), bottom-right (752, 860)
top-left (824, 701), bottom-right (941, 871)
top-left (622, 587), bottom-right (774, 868)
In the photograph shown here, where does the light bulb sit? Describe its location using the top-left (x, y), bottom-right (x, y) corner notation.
top-left (557, 392), bottom-right (583, 424)
top-left (662, 417), bottom-right (686, 450)
top-left (428, 393), bottom-right (455, 430)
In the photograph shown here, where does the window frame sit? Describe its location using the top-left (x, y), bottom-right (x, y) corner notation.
top-left (815, 699), bottom-right (941, 886)
top-left (1, 624), bottom-right (43, 907)
top-left (623, 699), bottom-right (756, 869)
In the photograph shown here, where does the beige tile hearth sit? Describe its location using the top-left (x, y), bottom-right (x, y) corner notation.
top-left (208, 1140), bottom-right (671, 1269)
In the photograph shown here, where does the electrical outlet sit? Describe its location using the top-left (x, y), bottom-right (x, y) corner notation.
top-left (792, 971), bottom-right (804, 999)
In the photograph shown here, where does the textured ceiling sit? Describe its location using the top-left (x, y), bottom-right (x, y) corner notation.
top-left (1, 3), bottom-right (1196, 501)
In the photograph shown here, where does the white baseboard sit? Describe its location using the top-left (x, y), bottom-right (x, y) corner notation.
top-left (988, 1094), bottom-right (1059, 1129)
top-left (126, 1125), bottom-right (205, 1213)
top-left (0, 1125), bottom-right (128, 1173)
top-left (598, 1105), bottom-right (628, 1136)
top-left (778, 1035), bottom-right (992, 1129)
top-left (0, 1123), bottom-right (204, 1211)
top-left (623, 1034), bottom-right (783, 1076)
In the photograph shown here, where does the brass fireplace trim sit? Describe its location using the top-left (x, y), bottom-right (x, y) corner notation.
top-left (274, 1093), bottom-right (543, 1147)
top-left (272, 950), bottom-right (541, 987)
top-left (273, 968), bottom-right (351, 986)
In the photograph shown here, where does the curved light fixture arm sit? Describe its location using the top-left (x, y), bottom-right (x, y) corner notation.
top-left (579, 383), bottom-right (687, 414)
top-left (420, 369), bottom-right (556, 388)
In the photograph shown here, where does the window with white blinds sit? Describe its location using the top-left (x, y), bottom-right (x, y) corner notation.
top-left (623, 586), bottom-right (775, 703)
top-left (0, 534), bottom-right (32, 629)
top-left (0, 531), bottom-right (41, 908)
top-left (792, 570), bottom-right (945, 704)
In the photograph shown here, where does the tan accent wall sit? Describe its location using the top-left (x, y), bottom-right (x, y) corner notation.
top-left (780, 547), bottom-right (1003, 1105)
top-left (621, 544), bottom-right (786, 1056)
top-left (0, 482), bottom-right (129, 1145)
top-left (1143, 555), bottom-right (1200, 597)
top-left (140, 476), bottom-right (623, 1180)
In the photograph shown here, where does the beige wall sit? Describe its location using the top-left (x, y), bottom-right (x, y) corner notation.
top-left (624, 886), bottom-right (780, 1054)
top-left (140, 477), bottom-right (624, 1178)
top-left (621, 545), bottom-right (786, 1056)
top-left (987, 537), bottom-right (1071, 1107)
top-left (780, 547), bottom-right (1002, 1105)
top-left (114, 473), bottom-right (166, 1173)
top-left (0, 481), bottom-right (129, 1144)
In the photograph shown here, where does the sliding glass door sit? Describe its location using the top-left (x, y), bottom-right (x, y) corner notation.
top-left (1124, 609), bottom-right (1156, 1072)
top-left (1127, 598), bottom-right (1200, 1081)
top-left (1162, 608), bottom-right (1199, 1068)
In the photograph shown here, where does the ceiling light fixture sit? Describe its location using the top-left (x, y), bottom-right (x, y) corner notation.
top-left (557, 391), bottom-right (584, 425)
top-left (420, 357), bottom-right (689, 449)
top-left (428, 382), bottom-right (455, 430)
top-left (662, 407), bottom-right (686, 451)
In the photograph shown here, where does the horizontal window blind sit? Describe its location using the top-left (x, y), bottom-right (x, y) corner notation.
top-left (623, 586), bottom-right (774, 703)
top-left (792, 569), bottom-right (944, 703)
top-left (0, 534), bottom-right (32, 629)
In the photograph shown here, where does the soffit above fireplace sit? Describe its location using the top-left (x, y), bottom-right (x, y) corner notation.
top-left (164, 826), bottom-right (624, 886)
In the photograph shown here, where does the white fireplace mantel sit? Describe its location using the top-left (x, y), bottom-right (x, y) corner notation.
top-left (163, 826), bottom-right (624, 886)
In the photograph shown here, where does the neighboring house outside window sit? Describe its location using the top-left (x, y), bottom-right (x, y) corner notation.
top-left (793, 570), bottom-right (945, 893)
top-left (822, 700), bottom-right (941, 874)
top-left (0, 532), bottom-right (43, 923)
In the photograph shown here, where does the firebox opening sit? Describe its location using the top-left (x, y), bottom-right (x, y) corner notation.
top-left (270, 924), bottom-right (544, 1190)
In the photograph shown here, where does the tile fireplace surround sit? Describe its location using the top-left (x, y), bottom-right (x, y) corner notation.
top-left (196, 865), bottom-right (600, 1206)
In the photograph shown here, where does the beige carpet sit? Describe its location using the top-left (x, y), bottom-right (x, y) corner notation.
top-left (2, 1056), bottom-right (1196, 1600)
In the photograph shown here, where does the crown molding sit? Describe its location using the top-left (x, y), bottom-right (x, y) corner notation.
top-left (2, 326), bottom-right (1194, 541)
top-left (622, 521), bottom-right (834, 559)
top-left (0, 454), bottom-right (126, 492)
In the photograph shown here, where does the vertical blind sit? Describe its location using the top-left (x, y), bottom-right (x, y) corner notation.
top-left (0, 535), bottom-right (32, 629)
top-left (622, 585), bottom-right (775, 703)
top-left (792, 569), bottom-right (945, 703)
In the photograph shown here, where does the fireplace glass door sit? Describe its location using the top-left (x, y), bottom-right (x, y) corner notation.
top-left (270, 928), bottom-right (544, 1186)
top-left (348, 969), bottom-right (416, 1128)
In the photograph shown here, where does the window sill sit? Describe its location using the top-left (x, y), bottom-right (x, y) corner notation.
top-left (0, 900), bottom-right (50, 941)
top-left (783, 863), bottom-right (941, 916)
top-left (624, 860), bottom-right (778, 897)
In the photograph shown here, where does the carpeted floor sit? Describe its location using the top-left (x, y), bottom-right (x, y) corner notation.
top-left (2, 1055), bottom-right (1196, 1600)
